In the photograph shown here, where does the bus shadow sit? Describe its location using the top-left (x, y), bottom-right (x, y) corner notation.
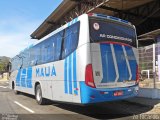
top-left (52, 101), bottom-right (154, 119)
top-left (17, 92), bottom-right (155, 119)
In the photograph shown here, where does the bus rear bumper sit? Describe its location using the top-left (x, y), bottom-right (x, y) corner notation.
top-left (80, 82), bottom-right (139, 104)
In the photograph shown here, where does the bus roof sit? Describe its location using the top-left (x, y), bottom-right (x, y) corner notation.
top-left (88, 13), bottom-right (132, 26)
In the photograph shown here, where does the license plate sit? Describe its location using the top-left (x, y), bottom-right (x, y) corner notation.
top-left (114, 91), bottom-right (123, 96)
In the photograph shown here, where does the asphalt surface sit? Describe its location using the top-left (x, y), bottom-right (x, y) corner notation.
top-left (0, 81), bottom-right (154, 120)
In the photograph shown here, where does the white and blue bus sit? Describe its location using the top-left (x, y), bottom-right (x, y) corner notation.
top-left (10, 13), bottom-right (139, 105)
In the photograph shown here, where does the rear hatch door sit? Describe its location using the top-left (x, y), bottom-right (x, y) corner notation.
top-left (91, 43), bottom-right (137, 88)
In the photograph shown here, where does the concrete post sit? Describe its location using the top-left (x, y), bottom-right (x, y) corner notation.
top-left (153, 44), bottom-right (156, 88)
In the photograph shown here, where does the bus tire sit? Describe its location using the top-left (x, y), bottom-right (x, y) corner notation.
top-left (14, 90), bottom-right (20, 95)
top-left (12, 81), bottom-right (20, 95)
top-left (35, 84), bottom-right (46, 105)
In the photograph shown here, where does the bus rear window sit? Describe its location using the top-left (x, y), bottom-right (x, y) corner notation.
top-left (89, 18), bottom-right (137, 47)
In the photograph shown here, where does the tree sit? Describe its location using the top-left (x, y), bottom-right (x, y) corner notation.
top-left (0, 63), bottom-right (5, 74)
top-left (0, 56), bottom-right (11, 74)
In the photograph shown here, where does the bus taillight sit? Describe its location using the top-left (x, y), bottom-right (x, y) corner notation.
top-left (136, 65), bottom-right (139, 84)
top-left (85, 64), bottom-right (95, 88)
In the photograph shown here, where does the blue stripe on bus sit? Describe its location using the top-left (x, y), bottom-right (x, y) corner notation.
top-left (16, 69), bottom-right (21, 86)
top-left (64, 51), bottom-right (78, 95)
top-left (21, 69), bottom-right (27, 87)
top-left (68, 18), bottom-right (78, 27)
top-left (113, 44), bottom-right (129, 82)
top-left (125, 46), bottom-right (137, 80)
top-left (16, 67), bottom-right (33, 88)
top-left (69, 55), bottom-right (72, 94)
top-left (73, 51), bottom-right (78, 95)
top-left (27, 67), bottom-right (33, 88)
top-left (64, 57), bottom-right (68, 94)
top-left (74, 18), bottom-right (78, 23)
top-left (100, 44), bottom-right (116, 83)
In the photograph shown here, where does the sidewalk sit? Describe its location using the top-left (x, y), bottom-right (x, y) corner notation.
top-left (0, 79), bottom-right (9, 82)
top-left (125, 97), bottom-right (160, 107)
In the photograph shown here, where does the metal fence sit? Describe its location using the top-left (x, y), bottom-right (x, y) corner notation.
top-left (139, 44), bottom-right (160, 89)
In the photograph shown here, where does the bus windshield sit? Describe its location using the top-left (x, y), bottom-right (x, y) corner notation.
top-left (89, 18), bottom-right (137, 47)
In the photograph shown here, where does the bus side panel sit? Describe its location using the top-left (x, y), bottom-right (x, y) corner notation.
top-left (52, 58), bottom-right (81, 103)
top-left (9, 70), bottom-right (18, 89)
top-left (73, 14), bottom-right (90, 103)
top-left (10, 14), bottom-right (90, 104)
top-left (76, 44), bottom-right (91, 103)
top-left (31, 58), bottom-right (81, 103)
top-left (10, 68), bottom-right (35, 95)
top-left (32, 64), bottom-right (54, 100)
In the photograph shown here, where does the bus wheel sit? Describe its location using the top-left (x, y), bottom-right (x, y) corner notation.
top-left (35, 84), bottom-right (46, 105)
top-left (14, 90), bottom-right (20, 95)
top-left (12, 82), bottom-right (20, 95)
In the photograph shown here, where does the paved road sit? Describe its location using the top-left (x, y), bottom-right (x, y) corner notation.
top-left (0, 81), bottom-right (154, 120)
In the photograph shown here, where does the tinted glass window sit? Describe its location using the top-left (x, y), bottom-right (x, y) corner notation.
top-left (27, 31), bottom-right (64, 66)
top-left (53, 31), bottom-right (63, 60)
top-left (62, 22), bottom-right (80, 58)
top-left (22, 50), bottom-right (29, 68)
top-left (34, 45), bottom-right (41, 65)
top-left (12, 22), bottom-right (80, 69)
top-left (29, 46), bottom-right (38, 66)
top-left (89, 18), bottom-right (137, 47)
top-left (11, 56), bottom-right (22, 71)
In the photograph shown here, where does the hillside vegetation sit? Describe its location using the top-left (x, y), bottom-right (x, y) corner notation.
top-left (0, 56), bottom-right (11, 74)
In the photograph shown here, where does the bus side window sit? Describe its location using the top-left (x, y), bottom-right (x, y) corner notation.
top-left (55, 31), bottom-right (63, 61)
top-left (34, 47), bottom-right (38, 65)
top-left (37, 46), bottom-right (41, 65)
top-left (62, 22), bottom-right (80, 59)
top-left (22, 51), bottom-right (28, 68)
top-left (29, 48), bottom-right (35, 66)
top-left (44, 44), bottom-right (50, 62)
top-left (41, 45), bottom-right (45, 64)
top-left (44, 36), bottom-right (56, 62)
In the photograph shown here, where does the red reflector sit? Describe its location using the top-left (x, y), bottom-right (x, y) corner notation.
top-left (100, 91), bottom-right (105, 94)
top-left (114, 91), bottom-right (123, 96)
top-left (85, 64), bottom-right (95, 88)
top-left (136, 65), bottom-right (139, 84)
top-left (75, 88), bottom-right (79, 90)
top-left (90, 95), bottom-right (95, 99)
top-left (100, 91), bottom-right (108, 94)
